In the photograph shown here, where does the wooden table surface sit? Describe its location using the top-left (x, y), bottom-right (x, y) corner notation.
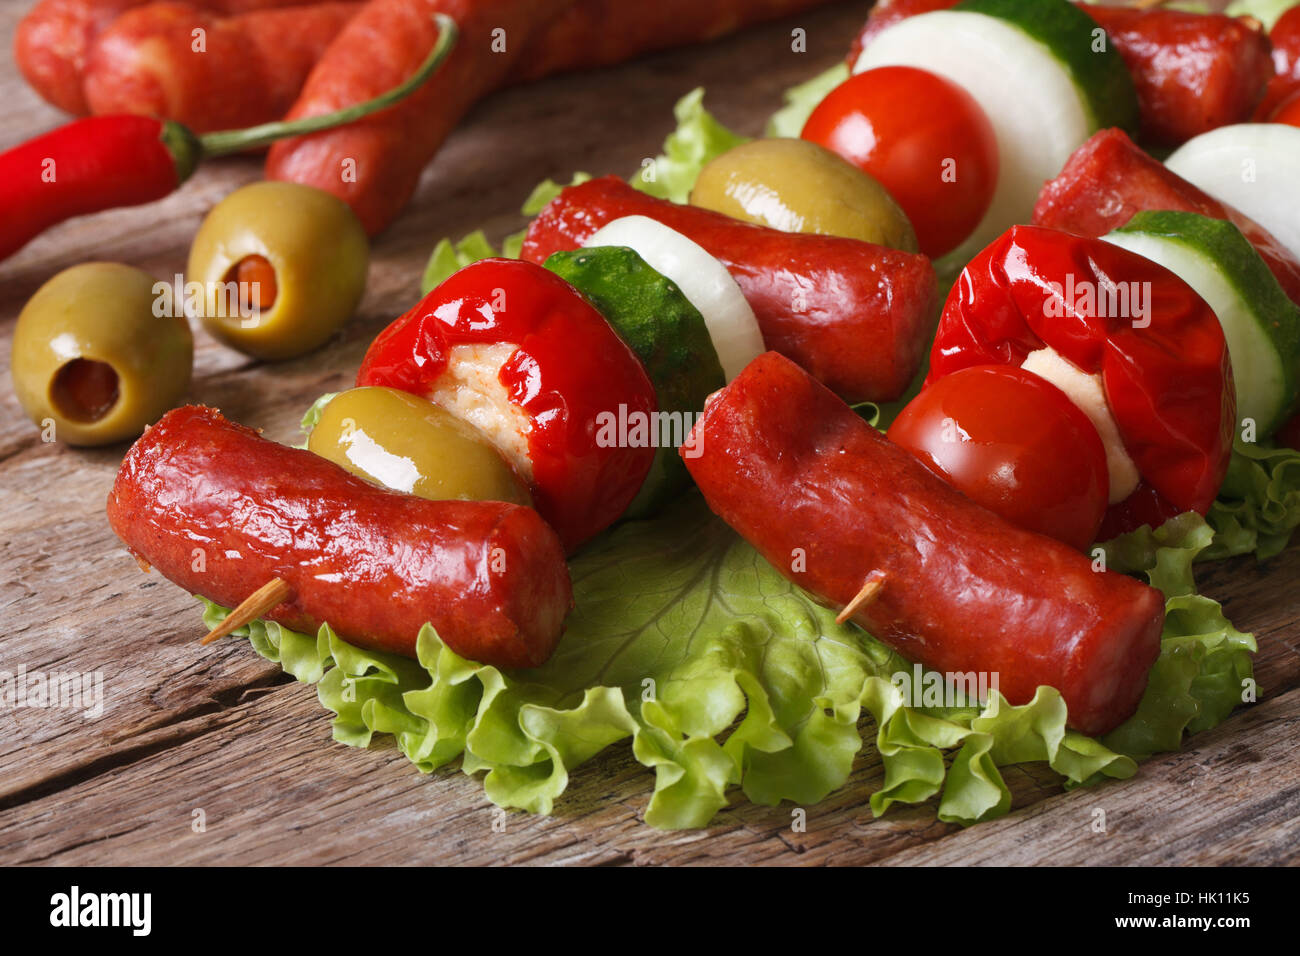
top-left (2, 0), bottom-right (1298, 867)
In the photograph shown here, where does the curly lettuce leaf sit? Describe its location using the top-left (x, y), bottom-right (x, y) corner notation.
top-left (1099, 513), bottom-right (1258, 760)
top-left (629, 87), bottom-right (747, 203)
top-left (298, 392), bottom-right (338, 443)
top-left (420, 231), bottom-right (504, 296)
top-left (199, 487), bottom-right (1256, 830)
top-left (1205, 441), bottom-right (1300, 561)
top-left (765, 63), bottom-right (848, 139)
top-left (418, 173), bottom-right (593, 295)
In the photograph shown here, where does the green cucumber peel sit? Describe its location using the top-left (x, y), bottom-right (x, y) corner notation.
top-left (955, 0), bottom-right (1139, 133)
top-left (1109, 209), bottom-right (1300, 437)
top-left (543, 245), bottom-right (725, 517)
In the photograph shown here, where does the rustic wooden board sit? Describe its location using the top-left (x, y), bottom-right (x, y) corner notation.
top-left (1, 0), bottom-right (1297, 866)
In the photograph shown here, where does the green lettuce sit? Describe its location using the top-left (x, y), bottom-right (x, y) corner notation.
top-left (765, 63), bottom-right (848, 139)
top-left (1205, 441), bottom-right (1300, 561)
top-left (1099, 514), bottom-right (1258, 760)
top-left (243, 77), bottom-right (1283, 829)
top-left (419, 173), bottom-right (593, 295)
top-left (200, 484), bottom-right (1257, 829)
top-left (628, 87), bottom-right (747, 203)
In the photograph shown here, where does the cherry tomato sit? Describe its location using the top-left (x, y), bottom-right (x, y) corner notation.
top-left (887, 365), bottom-right (1109, 550)
top-left (801, 66), bottom-right (998, 259)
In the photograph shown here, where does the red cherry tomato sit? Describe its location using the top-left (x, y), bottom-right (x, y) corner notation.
top-left (887, 365), bottom-right (1110, 550)
top-left (801, 65), bottom-right (998, 259)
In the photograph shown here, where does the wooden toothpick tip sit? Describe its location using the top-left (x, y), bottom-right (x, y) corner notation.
top-left (200, 578), bottom-right (292, 645)
top-left (836, 570), bottom-right (887, 625)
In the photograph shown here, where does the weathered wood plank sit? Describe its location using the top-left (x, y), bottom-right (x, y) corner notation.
top-left (2, 655), bottom-right (1293, 866)
top-left (882, 688), bottom-right (1300, 866)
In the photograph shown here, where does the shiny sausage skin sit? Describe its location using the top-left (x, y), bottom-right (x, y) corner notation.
top-left (846, 1), bottom-right (1271, 147)
top-left (1082, 6), bottom-right (1272, 147)
top-left (106, 405), bottom-right (573, 668)
top-left (681, 352), bottom-right (1165, 737)
top-left (14, 0), bottom-right (314, 115)
top-left (264, 0), bottom-right (840, 236)
top-left (83, 1), bottom-right (361, 132)
top-left (1033, 127), bottom-right (1300, 310)
top-left (521, 176), bottom-right (938, 404)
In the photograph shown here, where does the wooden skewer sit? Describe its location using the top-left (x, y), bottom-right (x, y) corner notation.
top-left (200, 578), bottom-right (292, 645)
top-left (1130, 0), bottom-right (1168, 10)
top-left (835, 570), bottom-right (887, 625)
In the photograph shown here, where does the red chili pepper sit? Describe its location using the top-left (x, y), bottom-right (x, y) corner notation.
top-left (356, 258), bottom-right (659, 554)
top-left (0, 13), bottom-right (457, 263)
top-left (926, 224), bottom-right (1235, 539)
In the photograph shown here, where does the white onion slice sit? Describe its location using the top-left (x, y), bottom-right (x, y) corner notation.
top-left (583, 215), bottom-right (765, 381)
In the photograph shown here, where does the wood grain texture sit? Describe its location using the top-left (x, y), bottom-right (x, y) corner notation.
top-left (1, 0), bottom-right (1297, 866)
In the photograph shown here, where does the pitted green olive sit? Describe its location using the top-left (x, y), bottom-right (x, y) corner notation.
top-left (690, 138), bottom-right (918, 252)
top-left (187, 181), bottom-right (369, 361)
top-left (10, 262), bottom-right (193, 446)
top-left (308, 387), bottom-right (532, 505)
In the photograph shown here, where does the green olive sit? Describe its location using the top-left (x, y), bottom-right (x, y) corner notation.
top-left (690, 138), bottom-right (919, 252)
top-left (187, 181), bottom-right (369, 361)
top-left (10, 262), bottom-right (193, 447)
top-left (308, 387), bottom-right (532, 505)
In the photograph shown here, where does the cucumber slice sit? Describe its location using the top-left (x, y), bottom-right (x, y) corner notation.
top-left (1165, 124), bottom-right (1300, 265)
top-left (544, 245), bottom-right (725, 517)
top-left (582, 215), bottom-right (764, 381)
top-left (1103, 210), bottom-right (1300, 437)
top-left (853, 0), bottom-right (1138, 266)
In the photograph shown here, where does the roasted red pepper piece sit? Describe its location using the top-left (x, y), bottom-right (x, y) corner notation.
top-left (927, 225), bottom-right (1234, 539)
top-left (356, 258), bottom-right (658, 554)
top-left (521, 175), bottom-right (938, 404)
top-left (1033, 127), bottom-right (1300, 310)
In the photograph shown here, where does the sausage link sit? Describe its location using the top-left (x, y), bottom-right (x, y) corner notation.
top-left (846, 1), bottom-right (1272, 147)
top-left (1033, 127), bottom-right (1300, 310)
top-left (14, 0), bottom-right (314, 115)
top-left (83, 1), bottom-right (361, 132)
top-left (263, 0), bottom-right (841, 235)
top-left (681, 352), bottom-right (1165, 737)
top-left (1083, 5), bottom-right (1272, 147)
top-left (521, 176), bottom-right (938, 404)
top-left (106, 405), bottom-right (573, 668)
